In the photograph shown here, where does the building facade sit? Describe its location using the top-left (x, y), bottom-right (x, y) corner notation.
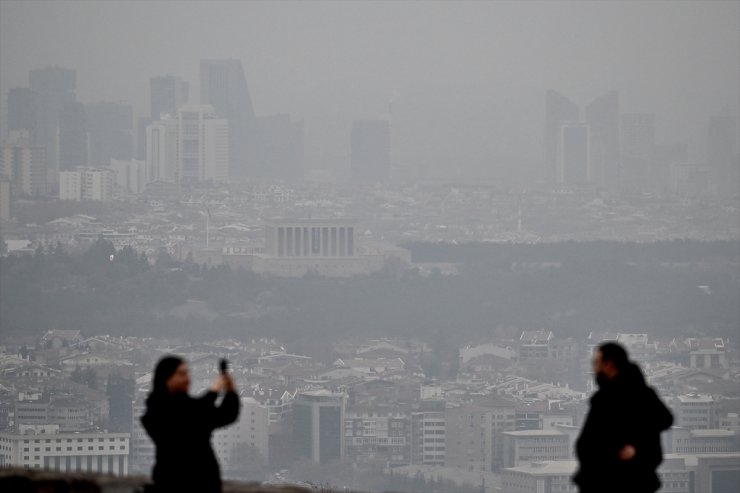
top-left (410, 400), bottom-right (446, 466)
top-left (0, 132), bottom-right (48, 197)
top-left (59, 168), bottom-right (114, 201)
top-left (293, 390), bottom-right (345, 464)
top-left (0, 425), bottom-right (129, 475)
top-left (344, 409), bottom-right (409, 467)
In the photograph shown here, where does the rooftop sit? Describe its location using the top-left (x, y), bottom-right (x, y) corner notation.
top-left (505, 460), bottom-right (578, 475)
top-left (0, 468), bottom-right (313, 493)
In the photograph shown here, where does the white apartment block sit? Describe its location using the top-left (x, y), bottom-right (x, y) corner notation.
top-left (0, 138), bottom-right (47, 196)
top-left (145, 105), bottom-right (229, 183)
top-left (59, 168), bottom-right (114, 201)
top-left (0, 425), bottom-right (129, 475)
top-left (213, 397), bottom-right (269, 469)
top-left (502, 429), bottom-right (572, 468)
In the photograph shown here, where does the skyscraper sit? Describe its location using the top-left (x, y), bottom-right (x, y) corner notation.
top-left (136, 117), bottom-right (152, 161)
top-left (0, 131), bottom-right (47, 197)
top-left (559, 122), bottom-right (591, 184)
top-left (7, 87), bottom-right (34, 134)
top-left (29, 66), bottom-right (76, 180)
top-left (585, 90), bottom-right (620, 188)
top-left (145, 117), bottom-right (178, 183)
top-left (0, 178), bottom-right (10, 221)
top-left (200, 59), bottom-right (257, 178)
top-left (86, 102), bottom-right (133, 167)
top-left (292, 391), bottom-right (345, 464)
top-left (150, 75), bottom-right (189, 119)
top-left (707, 115), bottom-right (739, 195)
top-left (620, 113), bottom-right (655, 192)
top-left (176, 105), bottom-right (229, 183)
top-left (253, 114), bottom-right (304, 182)
top-left (544, 91), bottom-right (579, 185)
top-left (58, 101), bottom-right (87, 171)
top-left (351, 119), bottom-right (391, 185)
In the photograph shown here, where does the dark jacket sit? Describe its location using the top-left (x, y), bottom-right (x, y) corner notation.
top-left (141, 390), bottom-right (240, 493)
top-left (573, 364), bottom-right (673, 493)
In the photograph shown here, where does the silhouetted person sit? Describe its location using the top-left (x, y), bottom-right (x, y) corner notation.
top-left (141, 356), bottom-right (240, 493)
top-left (573, 342), bottom-right (673, 493)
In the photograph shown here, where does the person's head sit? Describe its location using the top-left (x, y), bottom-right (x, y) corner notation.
top-left (152, 355), bottom-right (189, 395)
top-left (593, 342), bottom-right (629, 387)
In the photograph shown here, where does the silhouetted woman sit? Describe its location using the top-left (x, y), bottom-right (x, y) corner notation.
top-left (141, 356), bottom-right (239, 493)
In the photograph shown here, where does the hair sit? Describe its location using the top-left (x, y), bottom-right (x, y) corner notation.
top-left (597, 342), bottom-right (630, 371)
top-left (150, 355), bottom-right (184, 396)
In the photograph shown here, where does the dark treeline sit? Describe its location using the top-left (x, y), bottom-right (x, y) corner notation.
top-left (406, 239), bottom-right (740, 265)
top-left (1, 239), bottom-right (738, 352)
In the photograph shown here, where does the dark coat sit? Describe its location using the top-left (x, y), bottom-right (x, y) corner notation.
top-left (141, 390), bottom-right (240, 493)
top-left (573, 364), bottom-right (673, 493)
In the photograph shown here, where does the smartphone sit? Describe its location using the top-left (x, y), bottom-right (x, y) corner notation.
top-left (219, 359), bottom-right (228, 374)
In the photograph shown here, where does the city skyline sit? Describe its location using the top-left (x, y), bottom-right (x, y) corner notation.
top-left (1, 1), bottom-right (737, 179)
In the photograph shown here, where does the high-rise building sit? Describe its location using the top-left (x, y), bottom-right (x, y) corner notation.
top-left (344, 408), bottom-right (410, 467)
top-left (59, 101), bottom-right (87, 171)
top-left (29, 66), bottom-right (76, 180)
top-left (585, 90), bottom-right (620, 188)
top-left (150, 75), bottom-right (189, 119)
top-left (7, 87), bottom-right (35, 134)
top-left (292, 390), bottom-right (345, 464)
top-left (213, 397), bottom-right (269, 472)
top-left (0, 131), bottom-right (47, 196)
top-left (620, 113), bottom-right (655, 192)
top-left (410, 400), bottom-right (446, 466)
top-left (558, 122), bottom-right (590, 184)
top-left (445, 404), bottom-right (493, 472)
top-left (86, 102), bottom-right (134, 167)
top-left (109, 159), bottom-right (146, 195)
top-left (200, 59), bottom-right (257, 178)
top-left (59, 167), bottom-right (114, 201)
top-left (145, 117), bottom-right (178, 183)
top-left (544, 91), bottom-right (579, 185)
top-left (707, 115), bottom-right (739, 195)
top-left (136, 117), bottom-right (152, 161)
top-left (0, 178), bottom-right (10, 221)
top-left (351, 119), bottom-right (391, 185)
top-left (176, 105), bottom-right (229, 182)
top-left (253, 114), bottom-right (304, 182)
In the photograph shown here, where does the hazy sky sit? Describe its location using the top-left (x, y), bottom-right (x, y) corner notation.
top-left (1, 0), bottom-right (738, 180)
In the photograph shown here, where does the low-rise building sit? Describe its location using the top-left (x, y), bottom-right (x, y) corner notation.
top-left (665, 428), bottom-right (739, 455)
top-left (674, 393), bottom-right (717, 430)
top-left (501, 460), bottom-right (578, 493)
top-left (502, 429), bottom-right (571, 468)
top-left (0, 424), bottom-right (129, 475)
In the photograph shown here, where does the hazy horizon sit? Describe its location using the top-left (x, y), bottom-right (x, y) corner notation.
top-left (1, 0), bottom-right (738, 182)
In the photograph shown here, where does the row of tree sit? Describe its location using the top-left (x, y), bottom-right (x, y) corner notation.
top-left (2, 238), bottom-right (737, 348)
